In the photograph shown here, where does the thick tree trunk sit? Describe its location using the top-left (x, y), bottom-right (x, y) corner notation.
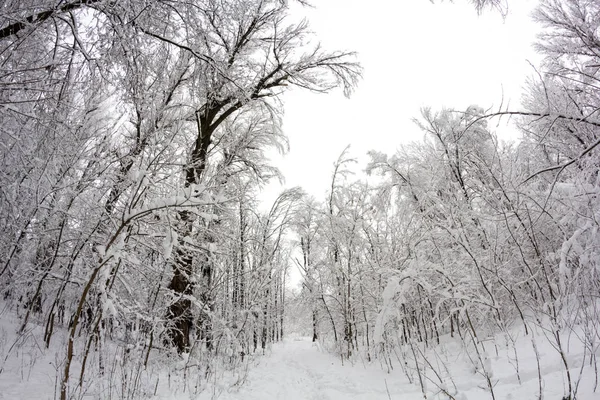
top-left (166, 106), bottom-right (219, 353)
top-left (166, 225), bottom-right (194, 351)
top-left (199, 248), bottom-right (214, 350)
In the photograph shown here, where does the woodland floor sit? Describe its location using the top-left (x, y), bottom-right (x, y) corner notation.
top-left (203, 337), bottom-right (419, 400)
top-left (196, 333), bottom-right (598, 400)
top-left (0, 309), bottom-right (598, 400)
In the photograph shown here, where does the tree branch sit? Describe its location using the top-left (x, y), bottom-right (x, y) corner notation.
top-left (0, 0), bottom-right (104, 40)
top-left (523, 135), bottom-right (600, 184)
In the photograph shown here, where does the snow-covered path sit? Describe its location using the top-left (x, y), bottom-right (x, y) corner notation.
top-left (199, 333), bottom-right (599, 400)
top-left (1, 312), bottom-right (596, 400)
top-left (206, 337), bottom-right (418, 400)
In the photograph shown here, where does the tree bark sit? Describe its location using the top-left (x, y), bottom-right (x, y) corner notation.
top-left (166, 104), bottom-right (220, 353)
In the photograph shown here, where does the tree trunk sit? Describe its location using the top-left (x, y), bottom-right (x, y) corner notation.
top-left (280, 270), bottom-right (285, 340)
top-left (166, 108), bottom-right (216, 353)
top-left (166, 215), bottom-right (194, 352)
top-left (312, 310), bottom-right (318, 342)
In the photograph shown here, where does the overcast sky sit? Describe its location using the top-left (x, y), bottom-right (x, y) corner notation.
top-left (260, 0), bottom-right (541, 205)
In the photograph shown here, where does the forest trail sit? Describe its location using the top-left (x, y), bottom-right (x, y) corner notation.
top-left (207, 337), bottom-right (418, 400)
top-left (201, 331), bottom-right (598, 400)
top-left (0, 312), bottom-right (596, 400)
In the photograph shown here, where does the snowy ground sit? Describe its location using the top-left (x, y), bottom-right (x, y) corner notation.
top-left (200, 337), bottom-right (420, 400)
top-left (0, 309), bottom-right (598, 400)
top-left (198, 333), bottom-right (598, 400)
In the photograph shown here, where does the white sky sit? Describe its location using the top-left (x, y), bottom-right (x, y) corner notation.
top-left (261, 0), bottom-right (542, 205)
